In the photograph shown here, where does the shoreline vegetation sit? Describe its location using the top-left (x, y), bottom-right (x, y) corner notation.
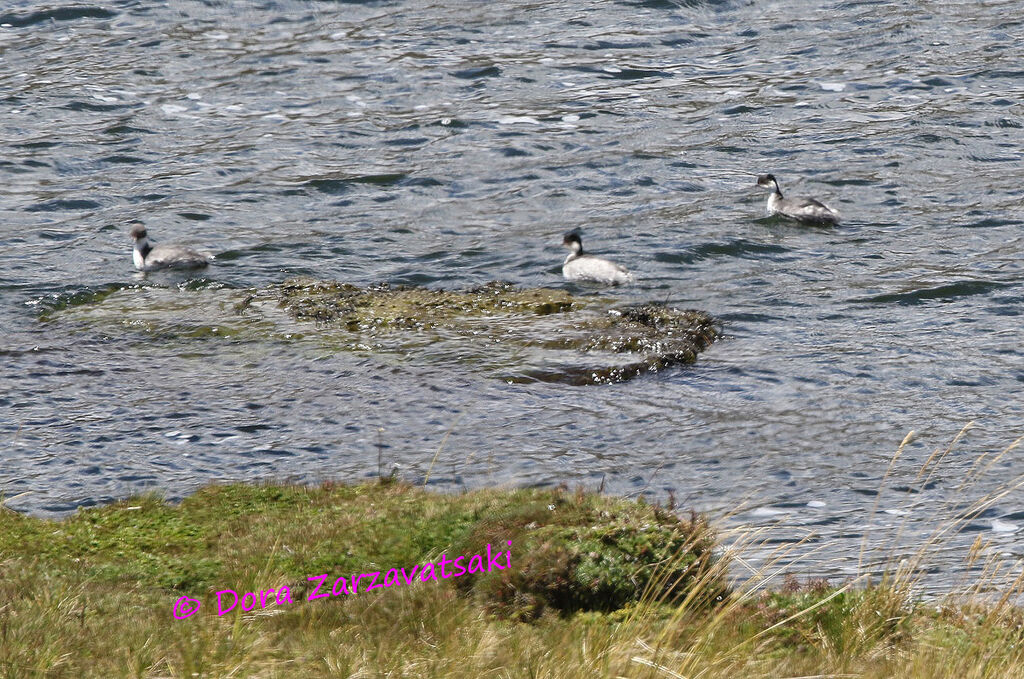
top-left (3, 478), bottom-right (1024, 678)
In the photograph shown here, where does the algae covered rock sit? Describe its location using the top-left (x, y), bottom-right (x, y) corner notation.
top-left (41, 278), bottom-right (720, 385)
top-left (522, 302), bottom-right (719, 385)
top-left (36, 281), bottom-right (267, 341)
top-left (241, 277), bottom-right (720, 385)
top-left (254, 278), bottom-right (578, 328)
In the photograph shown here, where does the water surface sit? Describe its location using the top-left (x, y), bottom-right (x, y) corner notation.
top-left (2, 0), bottom-right (1023, 591)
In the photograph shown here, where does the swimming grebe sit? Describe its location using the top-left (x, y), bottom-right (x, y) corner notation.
top-left (130, 222), bottom-right (213, 271)
top-left (756, 174), bottom-right (841, 226)
top-left (561, 231), bottom-right (634, 285)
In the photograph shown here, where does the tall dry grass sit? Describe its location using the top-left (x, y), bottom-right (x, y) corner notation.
top-left (622, 423), bottom-right (1024, 679)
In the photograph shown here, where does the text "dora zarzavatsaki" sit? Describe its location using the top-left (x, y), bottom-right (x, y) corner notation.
top-left (172, 541), bottom-right (513, 619)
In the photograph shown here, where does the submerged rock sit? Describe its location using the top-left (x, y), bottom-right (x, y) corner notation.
top-left (42, 278), bottom-right (720, 385)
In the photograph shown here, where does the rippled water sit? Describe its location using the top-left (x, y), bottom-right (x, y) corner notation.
top-left (2, 0), bottom-right (1023, 590)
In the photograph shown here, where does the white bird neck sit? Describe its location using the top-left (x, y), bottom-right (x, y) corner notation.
top-left (563, 241), bottom-right (583, 264)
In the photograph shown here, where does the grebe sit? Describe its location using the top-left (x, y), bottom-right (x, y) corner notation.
top-left (756, 174), bottom-right (841, 225)
top-left (130, 222), bottom-right (213, 271)
top-left (561, 231), bottom-right (634, 285)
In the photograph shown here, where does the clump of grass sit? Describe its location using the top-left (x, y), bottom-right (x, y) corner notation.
top-left (449, 488), bottom-right (722, 619)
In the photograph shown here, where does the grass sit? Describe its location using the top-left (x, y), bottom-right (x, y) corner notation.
top-left (3, 433), bottom-right (1024, 677)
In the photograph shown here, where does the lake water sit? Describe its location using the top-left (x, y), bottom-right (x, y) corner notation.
top-left (2, 0), bottom-right (1023, 592)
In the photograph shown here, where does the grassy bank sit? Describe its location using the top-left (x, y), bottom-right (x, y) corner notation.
top-left (2, 480), bottom-right (1023, 678)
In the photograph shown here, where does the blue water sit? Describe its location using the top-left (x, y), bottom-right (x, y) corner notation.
top-left (2, 0), bottom-right (1023, 590)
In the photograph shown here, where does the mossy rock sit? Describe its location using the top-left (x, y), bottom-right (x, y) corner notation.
top-left (261, 279), bottom-right (578, 327)
top-left (246, 278), bottom-right (720, 385)
top-left (449, 488), bottom-right (724, 620)
top-left (41, 278), bottom-right (720, 385)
